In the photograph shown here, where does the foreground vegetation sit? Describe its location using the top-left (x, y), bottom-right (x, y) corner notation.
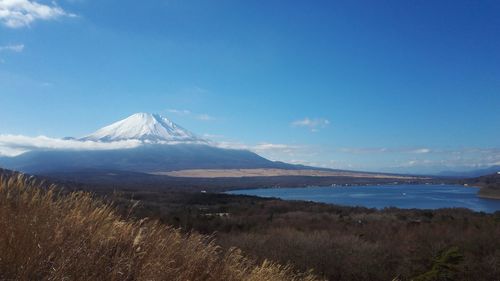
top-left (0, 172), bottom-right (319, 281)
top-left (2, 168), bottom-right (499, 280)
top-left (98, 187), bottom-right (500, 281)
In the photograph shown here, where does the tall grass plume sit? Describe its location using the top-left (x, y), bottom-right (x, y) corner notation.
top-left (0, 172), bottom-right (319, 281)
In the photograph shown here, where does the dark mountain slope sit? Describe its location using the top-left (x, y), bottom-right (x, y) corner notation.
top-left (0, 144), bottom-right (298, 174)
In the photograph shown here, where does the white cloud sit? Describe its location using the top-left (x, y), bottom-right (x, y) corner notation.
top-left (214, 140), bottom-right (252, 151)
top-left (215, 139), bottom-right (500, 172)
top-left (0, 145), bottom-right (27, 157)
top-left (387, 148), bottom-right (500, 172)
top-left (291, 117), bottom-right (330, 132)
top-left (202, 133), bottom-right (225, 139)
top-left (196, 114), bottom-right (214, 121)
top-left (215, 141), bottom-right (299, 153)
top-left (0, 43), bottom-right (24, 52)
top-left (214, 140), bottom-right (308, 162)
top-left (0, 0), bottom-right (74, 28)
top-left (339, 147), bottom-right (432, 154)
top-left (411, 148), bottom-right (431, 154)
top-left (252, 143), bottom-right (300, 153)
top-left (339, 147), bottom-right (388, 154)
top-left (0, 134), bottom-right (142, 157)
top-left (167, 109), bottom-right (191, 116)
top-left (401, 159), bottom-right (434, 167)
top-left (253, 143), bottom-right (291, 150)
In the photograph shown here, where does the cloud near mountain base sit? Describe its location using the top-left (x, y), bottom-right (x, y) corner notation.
top-left (0, 135), bottom-right (142, 156)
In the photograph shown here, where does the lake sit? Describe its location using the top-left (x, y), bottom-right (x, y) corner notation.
top-left (227, 184), bottom-right (500, 213)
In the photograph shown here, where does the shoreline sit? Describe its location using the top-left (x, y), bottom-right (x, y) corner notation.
top-left (225, 183), bottom-right (500, 213)
top-left (222, 182), bottom-right (464, 193)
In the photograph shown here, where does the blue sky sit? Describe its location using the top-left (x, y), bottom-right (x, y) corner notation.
top-left (0, 0), bottom-right (499, 174)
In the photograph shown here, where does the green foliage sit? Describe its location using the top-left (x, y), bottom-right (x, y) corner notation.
top-left (413, 246), bottom-right (464, 281)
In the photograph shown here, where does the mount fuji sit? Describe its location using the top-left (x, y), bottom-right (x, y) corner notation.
top-left (81, 113), bottom-right (207, 143)
top-left (0, 113), bottom-right (297, 174)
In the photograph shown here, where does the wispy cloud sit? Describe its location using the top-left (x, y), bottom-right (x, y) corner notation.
top-left (291, 117), bottom-right (330, 132)
top-left (196, 114), bottom-right (214, 121)
top-left (0, 0), bottom-right (75, 28)
top-left (412, 148), bottom-right (431, 154)
top-left (339, 147), bottom-right (432, 154)
top-left (252, 143), bottom-right (301, 153)
top-left (167, 108), bottom-right (215, 122)
top-left (380, 147), bottom-right (500, 174)
top-left (215, 140), bottom-right (308, 162)
top-left (167, 109), bottom-right (191, 116)
top-left (0, 135), bottom-right (141, 157)
top-left (253, 143), bottom-right (293, 150)
top-left (216, 141), bottom-right (299, 152)
top-left (0, 43), bottom-right (24, 52)
top-left (202, 133), bottom-right (225, 139)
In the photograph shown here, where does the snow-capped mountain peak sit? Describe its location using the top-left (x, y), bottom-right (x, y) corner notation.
top-left (81, 113), bottom-right (207, 143)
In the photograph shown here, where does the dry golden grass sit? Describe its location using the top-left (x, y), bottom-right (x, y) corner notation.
top-left (156, 168), bottom-right (424, 179)
top-left (0, 173), bottom-right (320, 281)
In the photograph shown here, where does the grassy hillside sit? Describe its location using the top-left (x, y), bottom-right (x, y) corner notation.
top-left (0, 172), bottom-right (319, 281)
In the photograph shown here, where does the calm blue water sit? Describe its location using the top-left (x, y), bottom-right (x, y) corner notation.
top-left (227, 184), bottom-right (500, 213)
